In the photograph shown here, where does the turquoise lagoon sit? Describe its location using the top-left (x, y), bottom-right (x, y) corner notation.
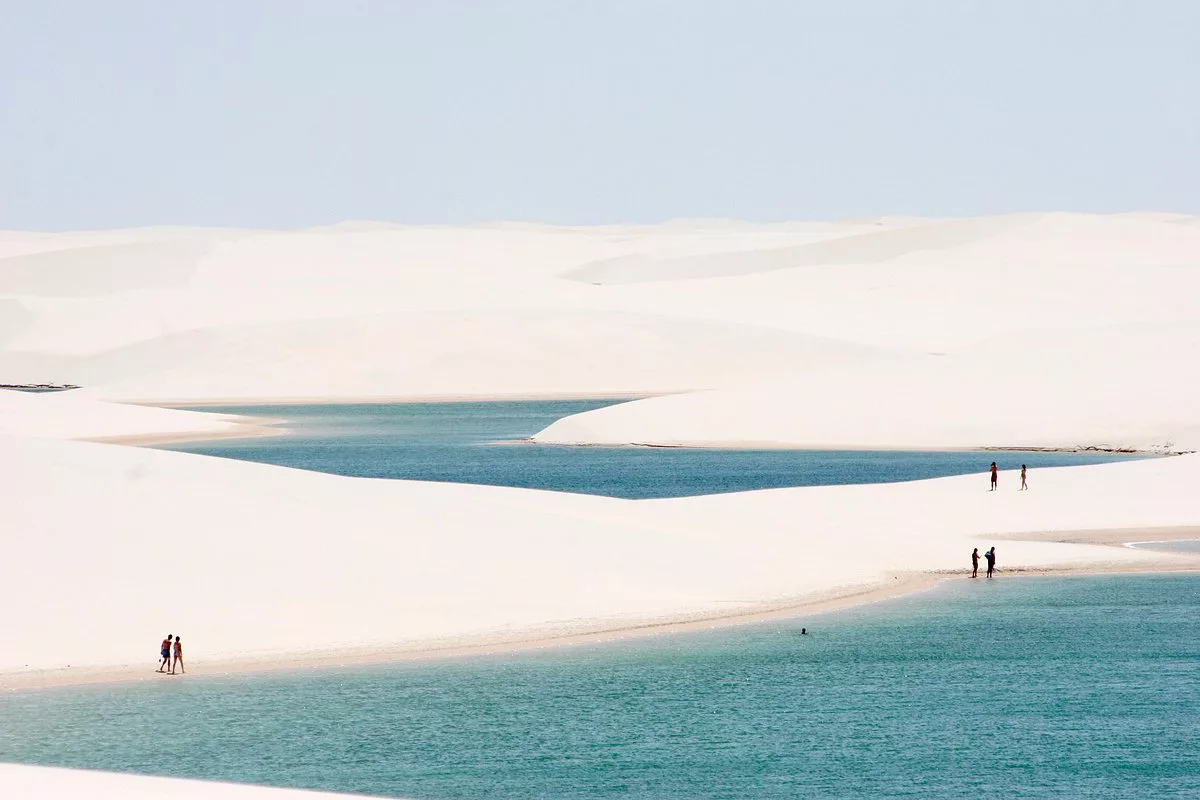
top-left (160, 400), bottom-right (1148, 498)
top-left (4, 400), bottom-right (1191, 799)
top-left (2, 574), bottom-right (1197, 799)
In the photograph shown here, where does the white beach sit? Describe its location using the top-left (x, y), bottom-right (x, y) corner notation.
top-left (0, 764), bottom-right (391, 800)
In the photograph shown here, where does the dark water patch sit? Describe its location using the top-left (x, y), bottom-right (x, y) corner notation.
top-left (0, 384), bottom-right (79, 393)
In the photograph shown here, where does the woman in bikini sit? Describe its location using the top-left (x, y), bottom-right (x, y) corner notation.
top-left (170, 636), bottom-right (185, 675)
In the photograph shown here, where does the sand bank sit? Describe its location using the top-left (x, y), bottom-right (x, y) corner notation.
top-left (83, 420), bottom-right (286, 447)
top-left (0, 764), bottom-right (390, 800)
top-left (0, 389), bottom-right (262, 442)
top-left (6, 557), bottom-right (1197, 694)
top-left (993, 525), bottom-right (1200, 546)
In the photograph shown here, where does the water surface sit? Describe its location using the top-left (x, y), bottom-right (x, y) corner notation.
top-left (2, 574), bottom-right (1196, 799)
top-left (1129, 539), bottom-right (1200, 555)
top-left (161, 400), bottom-right (1148, 498)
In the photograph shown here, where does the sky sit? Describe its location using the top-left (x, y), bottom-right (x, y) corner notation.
top-left (1, 0), bottom-right (1197, 229)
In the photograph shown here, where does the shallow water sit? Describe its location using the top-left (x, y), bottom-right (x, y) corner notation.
top-left (161, 400), bottom-right (1149, 498)
top-left (1, 574), bottom-right (1197, 799)
top-left (1129, 539), bottom-right (1200, 554)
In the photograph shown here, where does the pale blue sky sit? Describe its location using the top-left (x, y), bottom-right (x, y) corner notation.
top-left (1, 1), bottom-right (1197, 229)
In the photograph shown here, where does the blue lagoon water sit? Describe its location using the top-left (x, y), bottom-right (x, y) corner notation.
top-left (2, 574), bottom-right (1198, 799)
top-left (161, 400), bottom-right (1148, 498)
top-left (9, 400), bottom-right (1185, 797)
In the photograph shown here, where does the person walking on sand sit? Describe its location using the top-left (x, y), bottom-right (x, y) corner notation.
top-left (1020, 464), bottom-right (1028, 491)
top-left (971, 548), bottom-right (980, 578)
top-left (985, 547), bottom-right (997, 578)
top-left (989, 462), bottom-right (998, 491)
top-left (170, 636), bottom-right (185, 675)
top-left (158, 634), bottom-right (173, 672)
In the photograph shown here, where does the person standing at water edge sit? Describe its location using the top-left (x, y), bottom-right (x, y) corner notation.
top-left (971, 548), bottom-right (980, 578)
top-left (1020, 464), bottom-right (1028, 491)
top-left (985, 547), bottom-right (996, 578)
top-left (989, 462), bottom-right (998, 491)
top-left (170, 636), bottom-right (184, 674)
top-left (157, 634), bottom-right (172, 672)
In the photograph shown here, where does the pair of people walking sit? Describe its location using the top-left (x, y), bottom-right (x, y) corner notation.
top-left (971, 547), bottom-right (997, 578)
top-left (157, 634), bottom-right (185, 675)
top-left (989, 462), bottom-right (1029, 491)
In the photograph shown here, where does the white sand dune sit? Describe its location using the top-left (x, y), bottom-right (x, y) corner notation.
top-left (2, 214), bottom-right (1199, 674)
top-left (63, 311), bottom-right (892, 402)
top-left (0, 389), bottom-right (249, 441)
top-left (0, 238), bottom-right (214, 297)
top-left (4, 213), bottom-right (1198, 405)
top-left (0, 764), bottom-right (387, 800)
top-left (534, 321), bottom-right (1200, 452)
top-left (563, 214), bottom-right (1030, 284)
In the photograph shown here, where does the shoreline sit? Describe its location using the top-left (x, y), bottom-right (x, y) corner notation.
top-left (6, 531), bottom-right (1197, 693)
top-left (82, 416), bottom-right (289, 447)
top-left (110, 393), bottom-right (653, 448)
top-left (522, 438), bottom-right (1180, 456)
top-left (138, 391), bottom-right (660, 409)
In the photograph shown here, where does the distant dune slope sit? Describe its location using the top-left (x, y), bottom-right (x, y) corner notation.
top-left (564, 214), bottom-right (1032, 284)
top-left (534, 321), bottom-right (1200, 453)
top-left (0, 213), bottom-right (1197, 444)
top-left (60, 310), bottom-right (893, 402)
top-left (0, 238), bottom-right (214, 296)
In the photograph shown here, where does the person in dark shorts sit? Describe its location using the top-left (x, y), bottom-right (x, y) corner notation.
top-left (989, 462), bottom-right (998, 491)
top-left (170, 636), bottom-right (185, 675)
top-left (1020, 464), bottom-right (1028, 491)
top-left (158, 634), bottom-right (172, 672)
top-left (985, 547), bottom-right (997, 578)
top-left (971, 548), bottom-right (980, 578)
